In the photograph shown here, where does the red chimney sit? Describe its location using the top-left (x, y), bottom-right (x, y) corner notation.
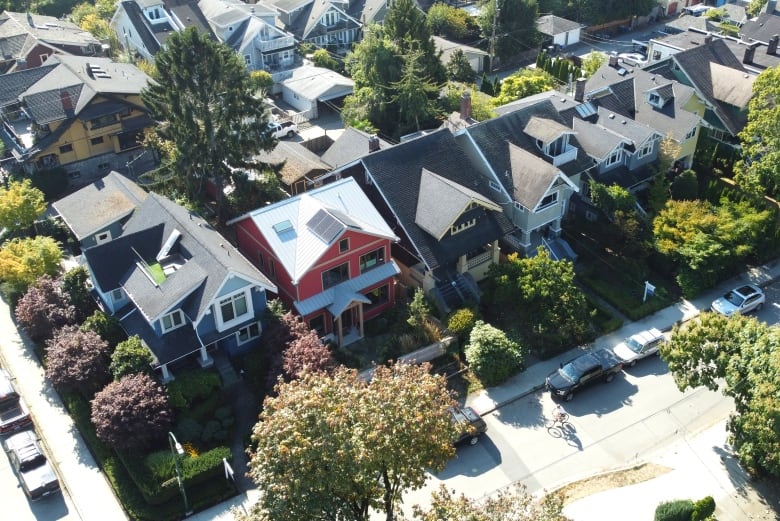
top-left (368, 135), bottom-right (380, 153)
top-left (60, 90), bottom-right (73, 113)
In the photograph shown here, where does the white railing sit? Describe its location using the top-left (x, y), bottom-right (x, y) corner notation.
top-left (467, 250), bottom-right (492, 269)
top-left (552, 144), bottom-right (577, 166)
top-left (256, 36), bottom-right (295, 53)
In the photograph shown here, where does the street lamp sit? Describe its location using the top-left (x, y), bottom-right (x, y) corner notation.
top-left (168, 432), bottom-right (191, 516)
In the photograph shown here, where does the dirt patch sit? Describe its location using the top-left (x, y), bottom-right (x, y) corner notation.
top-left (553, 463), bottom-right (673, 505)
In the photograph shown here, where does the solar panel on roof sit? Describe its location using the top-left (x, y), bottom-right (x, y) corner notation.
top-left (306, 209), bottom-right (343, 244)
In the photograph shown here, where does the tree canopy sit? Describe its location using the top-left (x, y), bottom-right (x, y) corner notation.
top-left (477, 0), bottom-right (540, 63)
top-left (0, 236), bottom-right (62, 295)
top-left (660, 313), bottom-right (780, 477)
top-left (141, 27), bottom-right (275, 218)
top-left (91, 373), bottom-right (174, 450)
top-left (465, 320), bottom-right (525, 386)
top-left (15, 275), bottom-right (77, 343)
top-left (736, 65), bottom-right (780, 197)
top-left (110, 335), bottom-right (154, 379)
top-left (0, 179), bottom-right (46, 233)
top-left (652, 198), bottom-right (776, 296)
top-left (246, 363), bottom-right (457, 521)
top-left (45, 325), bottom-right (111, 396)
top-left (483, 249), bottom-right (589, 357)
top-left (492, 68), bottom-right (556, 106)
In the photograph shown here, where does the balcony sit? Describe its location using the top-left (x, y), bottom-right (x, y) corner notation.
top-left (466, 250), bottom-right (492, 269)
top-left (551, 144), bottom-right (577, 167)
top-left (256, 35), bottom-right (295, 53)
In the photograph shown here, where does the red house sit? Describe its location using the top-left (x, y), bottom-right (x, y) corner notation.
top-left (227, 177), bottom-right (400, 345)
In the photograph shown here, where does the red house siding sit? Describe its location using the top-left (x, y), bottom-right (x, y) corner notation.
top-left (231, 218), bottom-right (397, 337)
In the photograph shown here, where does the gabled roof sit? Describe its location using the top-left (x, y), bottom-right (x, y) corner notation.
top-left (585, 63), bottom-right (700, 142)
top-left (117, 0), bottom-right (163, 55)
top-left (415, 169), bottom-right (501, 240)
top-left (664, 39), bottom-right (754, 135)
top-left (52, 171), bottom-right (148, 240)
top-left (0, 55), bottom-right (151, 126)
top-left (255, 140), bottom-right (331, 186)
top-left (461, 99), bottom-right (592, 195)
top-left (536, 14), bottom-right (582, 36)
top-left (432, 35), bottom-right (488, 62)
top-left (321, 127), bottom-right (392, 169)
top-left (572, 117), bottom-right (628, 160)
top-left (523, 115), bottom-right (573, 145)
top-left (494, 89), bottom-right (581, 116)
top-left (593, 106), bottom-right (659, 145)
top-left (350, 0), bottom-right (388, 26)
top-left (507, 144), bottom-right (571, 210)
top-left (227, 177), bottom-right (398, 284)
top-left (740, 11), bottom-right (780, 44)
top-left (281, 65), bottom-right (354, 101)
top-left (0, 11), bottom-right (101, 49)
top-left (85, 193), bottom-right (276, 324)
top-left (359, 129), bottom-right (514, 273)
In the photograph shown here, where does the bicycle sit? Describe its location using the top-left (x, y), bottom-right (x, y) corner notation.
top-left (544, 408), bottom-right (571, 430)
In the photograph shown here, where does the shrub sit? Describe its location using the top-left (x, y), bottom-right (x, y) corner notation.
top-left (691, 496), bottom-right (716, 521)
top-left (60, 266), bottom-right (95, 321)
top-left (654, 499), bottom-right (695, 521)
top-left (45, 325), bottom-right (111, 396)
top-left (15, 275), bottom-right (77, 342)
top-left (91, 373), bottom-right (174, 450)
top-left (165, 369), bottom-right (221, 410)
top-left (81, 309), bottom-right (126, 349)
top-left (465, 321), bottom-right (524, 387)
top-left (110, 335), bottom-right (154, 379)
top-left (447, 308), bottom-right (477, 337)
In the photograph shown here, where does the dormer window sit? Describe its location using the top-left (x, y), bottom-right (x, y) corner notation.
top-left (605, 149), bottom-right (622, 166)
top-left (648, 93), bottom-right (662, 107)
top-left (638, 141), bottom-right (653, 158)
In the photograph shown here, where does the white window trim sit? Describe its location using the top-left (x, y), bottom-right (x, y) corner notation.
top-left (215, 289), bottom-right (254, 331)
top-left (111, 288), bottom-right (124, 302)
top-left (637, 141), bottom-right (653, 158)
top-left (161, 309), bottom-right (185, 333)
top-left (605, 148), bottom-right (622, 166)
top-left (537, 192), bottom-right (558, 211)
top-left (236, 322), bottom-right (261, 345)
top-left (450, 218), bottom-right (477, 235)
top-left (96, 231), bottom-right (111, 244)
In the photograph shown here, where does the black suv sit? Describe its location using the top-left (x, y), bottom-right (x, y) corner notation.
top-left (451, 406), bottom-right (487, 446)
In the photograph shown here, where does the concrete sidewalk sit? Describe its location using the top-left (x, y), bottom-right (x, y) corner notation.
top-left (467, 259), bottom-right (780, 415)
top-left (0, 299), bottom-right (127, 521)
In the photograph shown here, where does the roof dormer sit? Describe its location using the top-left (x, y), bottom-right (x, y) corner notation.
top-left (524, 116), bottom-right (577, 166)
top-left (646, 82), bottom-right (674, 109)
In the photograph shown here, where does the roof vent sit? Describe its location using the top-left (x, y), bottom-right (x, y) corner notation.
top-left (609, 113), bottom-right (615, 119)
top-left (621, 119), bottom-right (626, 124)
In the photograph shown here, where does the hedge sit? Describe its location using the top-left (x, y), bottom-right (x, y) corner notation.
top-left (654, 499), bottom-right (694, 521)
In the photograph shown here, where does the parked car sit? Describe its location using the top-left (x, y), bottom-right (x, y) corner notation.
top-left (451, 406), bottom-right (487, 446)
top-left (612, 328), bottom-right (665, 367)
top-left (269, 120), bottom-right (298, 139)
top-left (0, 368), bottom-right (32, 435)
top-left (4, 430), bottom-right (60, 500)
top-left (545, 349), bottom-right (624, 401)
top-left (711, 284), bottom-right (765, 317)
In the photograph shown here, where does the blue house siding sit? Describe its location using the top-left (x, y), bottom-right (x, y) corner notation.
top-left (217, 276), bottom-right (253, 298)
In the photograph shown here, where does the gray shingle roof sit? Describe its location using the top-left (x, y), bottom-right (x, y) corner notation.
top-left (85, 193), bottom-right (276, 325)
top-left (52, 171), bottom-right (148, 240)
top-left (507, 144), bottom-right (561, 210)
top-left (359, 129), bottom-right (514, 274)
top-left (572, 117), bottom-right (626, 160)
top-left (463, 99), bottom-right (593, 198)
top-left (119, 1), bottom-right (163, 55)
top-left (536, 15), bottom-right (582, 36)
top-left (524, 115), bottom-right (573, 145)
top-left (256, 140), bottom-right (331, 186)
top-left (321, 127), bottom-right (392, 169)
top-left (0, 11), bottom-right (101, 49)
top-left (740, 12), bottom-right (780, 44)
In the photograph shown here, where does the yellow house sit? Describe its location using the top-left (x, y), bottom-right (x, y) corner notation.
top-left (0, 55), bottom-right (153, 185)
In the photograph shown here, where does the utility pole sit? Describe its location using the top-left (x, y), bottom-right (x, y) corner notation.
top-left (489, 0), bottom-right (500, 72)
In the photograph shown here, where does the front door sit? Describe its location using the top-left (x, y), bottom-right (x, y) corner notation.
top-left (341, 308), bottom-right (353, 337)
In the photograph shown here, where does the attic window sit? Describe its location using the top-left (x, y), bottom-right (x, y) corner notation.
top-left (489, 180), bottom-right (501, 191)
top-left (648, 93), bottom-right (662, 108)
top-left (450, 218), bottom-right (476, 236)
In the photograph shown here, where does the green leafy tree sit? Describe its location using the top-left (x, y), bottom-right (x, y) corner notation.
top-left (477, 0), bottom-right (540, 62)
top-left (581, 51), bottom-right (607, 77)
top-left (492, 68), bottom-right (556, 106)
top-left (483, 249), bottom-right (589, 356)
top-left (446, 49), bottom-right (476, 83)
top-left (0, 179), bottom-right (46, 233)
top-left (413, 483), bottom-right (571, 521)
top-left (736, 65), bottom-right (780, 196)
top-left (0, 236), bottom-right (62, 295)
top-left (442, 84), bottom-right (496, 121)
top-left (60, 266), bottom-right (95, 321)
top-left (311, 48), bottom-right (339, 71)
top-left (589, 182), bottom-right (637, 217)
top-left (447, 307), bottom-right (478, 337)
top-left (660, 314), bottom-right (780, 477)
top-left (653, 199), bottom-right (775, 296)
top-left (250, 70), bottom-right (273, 92)
top-left (393, 50), bottom-right (443, 133)
top-left (384, 0), bottom-right (446, 85)
top-left (747, 0), bottom-right (769, 18)
top-left (670, 169), bottom-right (698, 200)
top-left (142, 27), bottom-right (275, 219)
top-left (246, 363), bottom-right (457, 521)
top-left (110, 335), bottom-right (154, 379)
top-left (427, 3), bottom-right (472, 39)
top-left (81, 310), bottom-right (126, 349)
top-left (465, 321), bottom-right (524, 386)
top-left (407, 287), bottom-right (432, 329)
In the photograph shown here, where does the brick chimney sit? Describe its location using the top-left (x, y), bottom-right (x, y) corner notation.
top-left (60, 90), bottom-right (73, 113)
top-left (768, 34), bottom-right (779, 55)
top-left (704, 33), bottom-right (713, 45)
top-left (743, 42), bottom-right (759, 63)
top-left (368, 134), bottom-right (380, 153)
top-left (574, 77), bottom-right (587, 103)
top-left (460, 91), bottom-right (472, 120)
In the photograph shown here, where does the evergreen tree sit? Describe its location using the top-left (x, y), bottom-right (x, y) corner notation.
top-left (142, 27), bottom-right (275, 220)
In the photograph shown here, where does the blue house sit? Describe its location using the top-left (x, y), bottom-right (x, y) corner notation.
top-left (83, 192), bottom-right (277, 381)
